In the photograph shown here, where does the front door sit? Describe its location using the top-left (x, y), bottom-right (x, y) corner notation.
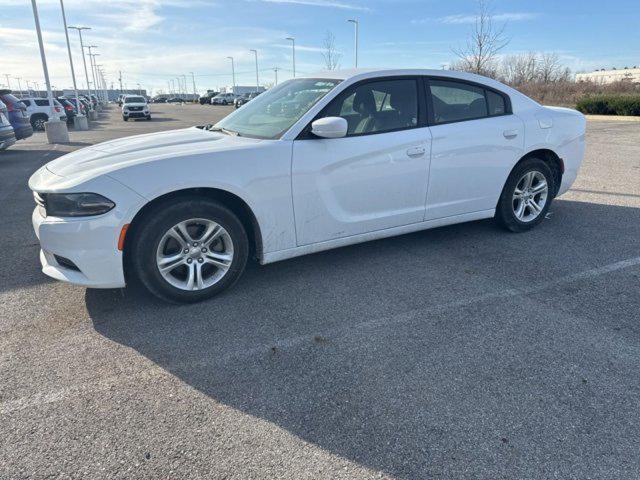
top-left (292, 77), bottom-right (431, 246)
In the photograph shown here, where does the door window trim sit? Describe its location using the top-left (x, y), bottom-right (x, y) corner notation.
top-left (424, 76), bottom-right (512, 127)
top-left (297, 75), bottom-right (428, 140)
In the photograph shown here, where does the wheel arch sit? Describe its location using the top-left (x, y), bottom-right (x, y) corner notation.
top-left (123, 187), bottom-right (263, 273)
top-left (514, 148), bottom-right (564, 196)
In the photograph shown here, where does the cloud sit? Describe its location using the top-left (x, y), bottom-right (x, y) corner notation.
top-left (259, 0), bottom-right (369, 12)
top-left (412, 12), bottom-right (538, 25)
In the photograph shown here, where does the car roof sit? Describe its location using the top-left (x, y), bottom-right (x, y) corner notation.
top-left (300, 68), bottom-right (539, 110)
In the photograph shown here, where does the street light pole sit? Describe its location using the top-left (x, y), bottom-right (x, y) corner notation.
top-left (30, 0), bottom-right (68, 142)
top-left (68, 26), bottom-right (91, 106)
top-left (273, 67), bottom-right (279, 85)
top-left (190, 72), bottom-right (197, 101)
top-left (250, 49), bottom-right (259, 92)
top-left (226, 56), bottom-right (236, 92)
top-left (59, 0), bottom-right (87, 127)
top-left (347, 19), bottom-right (359, 68)
top-left (3, 74), bottom-right (10, 90)
top-left (14, 77), bottom-right (23, 97)
top-left (85, 47), bottom-right (99, 107)
top-left (286, 37), bottom-right (295, 78)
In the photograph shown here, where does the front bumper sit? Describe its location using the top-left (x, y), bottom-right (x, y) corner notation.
top-left (29, 169), bottom-right (148, 289)
top-left (32, 207), bottom-right (127, 288)
top-left (123, 111), bottom-right (149, 118)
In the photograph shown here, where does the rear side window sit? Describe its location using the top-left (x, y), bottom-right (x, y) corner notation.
top-left (35, 99), bottom-right (50, 106)
top-left (428, 79), bottom-right (509, 124)
top-left (20, 99), bottom-right (31, 106)
top-left (429, 80), bottom-right (487, 124)
top-left (486, 90), bottom-right (506, 116)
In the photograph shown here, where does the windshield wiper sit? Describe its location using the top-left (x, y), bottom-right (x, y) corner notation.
top-left (207, 125), bottom-right (241, 136)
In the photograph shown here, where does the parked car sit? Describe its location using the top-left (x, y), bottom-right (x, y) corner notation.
top-left (234, 91), bottom-right (261, 108)
top-left (199, 92), bottom-right (218, 105)
top-left (19, 97), bottom-right (67, 131)
top-left (28, 68), bottom-right (586, 303)
top-left (78, 96), bottom-right (92, 113)
top-left (0, 90), bottom-right (33, 140)
top-left (122, 95), bottom-right (151, 121)
top-left (66, 97), bottom-right (87, 116)
top-left (211, 92), bottom-right (236, 105)
top-left (166, 97), bottom-right (183, 103)
top-left (0, 99), bottom-right (17, 150)
top-left (56, 97), bottom-right (77, 124)
top-left (153, 97), bottom-right (168, 104)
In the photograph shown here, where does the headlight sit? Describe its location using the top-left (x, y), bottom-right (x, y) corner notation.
top-left (38, 192), bottom-right (115, 217)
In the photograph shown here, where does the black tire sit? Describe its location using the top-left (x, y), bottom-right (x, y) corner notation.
top-left (146, 116), bottom-right (152, 121)
top-left (495, 157), bottom-right (555, 233)
top-left (31, 114), bottom-right (48, 131)
top-left (123, 116), bottom-right (128, 122)
top-left (129, 197), bottom-right (249, 303)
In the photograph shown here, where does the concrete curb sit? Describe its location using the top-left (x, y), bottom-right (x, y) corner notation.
top-left (586, 115), bottom-right (640, 122)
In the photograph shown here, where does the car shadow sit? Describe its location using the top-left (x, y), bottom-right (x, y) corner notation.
top-left (86, 199), bottom-right (640, 478)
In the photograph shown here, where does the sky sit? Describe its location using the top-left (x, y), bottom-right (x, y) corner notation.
top-left (0, 0), bottom-right (639, 96)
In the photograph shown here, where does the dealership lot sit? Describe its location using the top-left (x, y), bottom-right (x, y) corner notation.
top-left (1, 104), bottom-right (639, 479)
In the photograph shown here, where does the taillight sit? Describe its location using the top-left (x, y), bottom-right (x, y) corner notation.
top-left (65, 105), bottom-right (73, 111)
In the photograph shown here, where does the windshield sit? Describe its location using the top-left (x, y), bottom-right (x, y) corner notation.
top-left (215, 78), bottom-right (341, 139)
top-left (125, 96), bottom-right (146, 104)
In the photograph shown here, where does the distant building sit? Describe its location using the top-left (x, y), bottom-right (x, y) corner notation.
top-left (576, 67), bottom-right (640, 84)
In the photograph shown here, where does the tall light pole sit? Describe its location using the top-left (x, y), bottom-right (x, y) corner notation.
top-left (250, 49), bottom-right (259, 92)
top-left (3, 74), bottom-right (10, 90)
top-left (30, 0), bottom-right (68, 142)
top-left (58, 0), bottom-right (86, 127)
top-left (96, 65), bottom-right (106, 101)
top-left (85, 47), bottom-right (99, 106)
top-left (67, 26), bottom-right (91, 106)
top-left (347, 19), bottom-right (359, 68)
top-left (190, 72), bottom-right (197, 101)
top-left (286, 37), bottom-right (296, 78)
top-left (273, 67), bottom-right (279, 85)
top-left (137, 83), bottom-right (141, 95)
top-left (13, 77), bottom-right (23, 97)
top-left (26, 80), bottom-right (31, 96)
top-left (181, 74), bottom-right (187, 99)
top-left (226, 56), bottom-right (236, 92)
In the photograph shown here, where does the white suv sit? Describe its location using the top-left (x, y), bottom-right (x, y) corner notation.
top-left (211, 93), bottom-right (236, 105)
top-left (122, 95), bottom-right (151, 121)
top-left (19, 97), bottom-right (67, 131)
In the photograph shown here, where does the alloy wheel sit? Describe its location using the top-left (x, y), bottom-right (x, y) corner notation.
top-left (155, 218), bottom-right (234, 291)
top-left (512, 170), bottom-right (549, 222)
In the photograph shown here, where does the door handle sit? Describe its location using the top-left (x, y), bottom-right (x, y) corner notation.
top-left (406, 146), bottom-right (426, 157)
top-left (503, 129), bottom-right (519, 139)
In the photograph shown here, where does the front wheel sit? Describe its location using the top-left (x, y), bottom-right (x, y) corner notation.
top-left (495, 158), bottom-right (555, 232)
top-left (129, 198), bottom-right (249, 303)
top-left (123, 116), bottom-right (128, 122)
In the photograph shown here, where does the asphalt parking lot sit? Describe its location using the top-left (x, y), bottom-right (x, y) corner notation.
top-left (1, 104), bottom-right (639, 479)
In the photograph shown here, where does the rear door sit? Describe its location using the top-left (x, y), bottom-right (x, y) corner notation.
top-left (424, 78), bottom-right (525, 220)
top-left (292, 77), bottom-right (432, 246)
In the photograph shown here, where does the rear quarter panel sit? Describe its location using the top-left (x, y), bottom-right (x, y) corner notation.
top-left (519, 106), bottom-right (586, 196)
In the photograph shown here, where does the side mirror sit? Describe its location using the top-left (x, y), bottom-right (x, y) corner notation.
top-left (311, 116), bottom-right (348, 139)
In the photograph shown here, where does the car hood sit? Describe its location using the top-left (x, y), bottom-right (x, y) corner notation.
top-left (43, 127), bottom-right (261, 181)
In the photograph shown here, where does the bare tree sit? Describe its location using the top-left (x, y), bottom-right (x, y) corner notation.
top-left (321, 30), bottom-right (342, 70)
top-left (452, 0), bottom-right (509, 77)
top-left (501, 52), bottom-right (538, 85)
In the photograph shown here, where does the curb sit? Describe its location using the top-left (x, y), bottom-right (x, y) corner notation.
top-left (585, 115), bottom-right (640, 122)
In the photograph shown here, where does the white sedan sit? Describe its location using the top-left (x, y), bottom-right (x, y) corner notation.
top-left (29, 68), bottom-right (586, 302)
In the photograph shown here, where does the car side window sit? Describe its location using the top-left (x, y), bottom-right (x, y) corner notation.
top-left (35, 99), bottom-right (49, 107)
top-left (21, 100), bottom-right (31, 106)
top-left (429, 80), bottom-right (488, 124)
top-left (324, 79), bottom-right (418, 136)
top-left (486, 90), bottom-right (506, 116)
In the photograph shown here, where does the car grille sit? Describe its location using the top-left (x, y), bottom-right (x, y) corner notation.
top-left (129, 106), bottom-right (143, 111)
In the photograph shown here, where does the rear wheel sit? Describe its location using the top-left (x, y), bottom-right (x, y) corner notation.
top-left (130, 198), bottom-right (249, 303)
top-left (496, 157), bottom-right (555, 232)
top-left (31, 114), bottom-right (48, 131)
